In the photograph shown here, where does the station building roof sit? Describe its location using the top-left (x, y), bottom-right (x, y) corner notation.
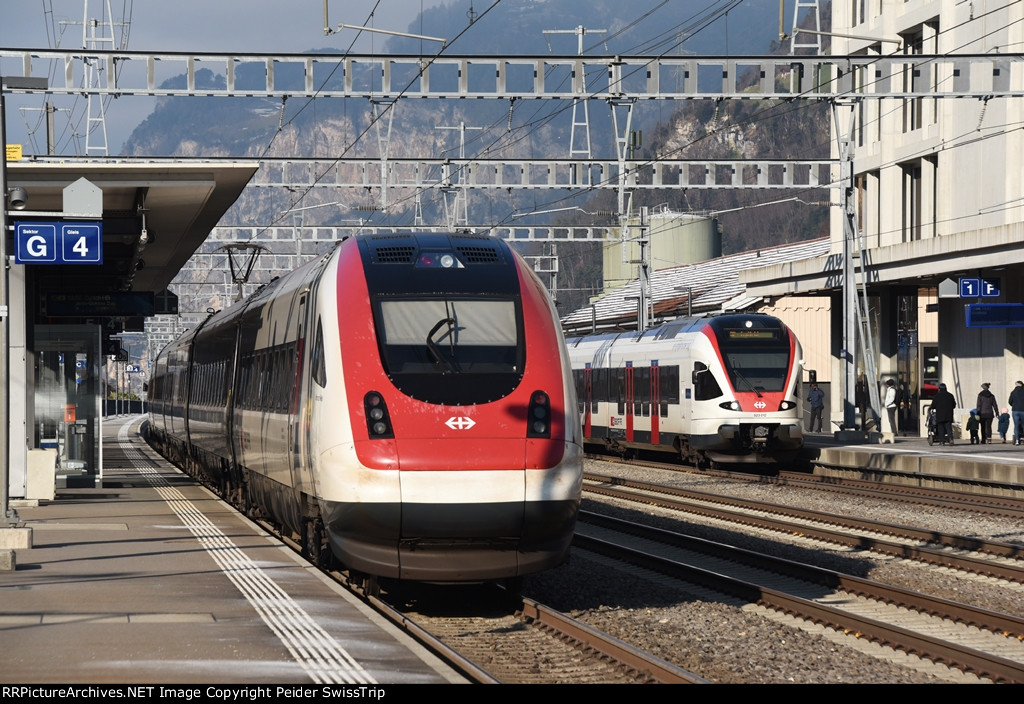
top-left (561, 236), bottom-right (830, 336)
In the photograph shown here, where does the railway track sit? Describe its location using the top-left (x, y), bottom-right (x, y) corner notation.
top-left (260, 460), bottom-right (1024, 683)
top-left (583, 471), bottom-right (1024, 583)
top-left (587, 453), bottom-right (1024, 514)
top-left (573, 511), bottom-right (1024, 683)
top-left (364, 587), bottom-right (707, 684)
top-left (273, 523), bottom-right (703, 684)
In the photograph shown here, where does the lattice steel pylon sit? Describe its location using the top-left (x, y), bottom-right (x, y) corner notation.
top-left (789, 0), bottom-right (822, 55)
top-left (543, 25), bottom-right (608, 167)
top-left (436, 121), bottom-right (482, 230)
top-left (79, 1), bottom-right (128, 155)
top-left (834, 102), bottom-right (881, 432)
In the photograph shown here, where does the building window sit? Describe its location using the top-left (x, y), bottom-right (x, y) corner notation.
top-left (900, 157), bottom-right (938, 242)
top-left (901, 29), bottom-right (924, 132)
top-left (855, 170), bottom-right (880, 247)
top-left (852, 0), bottom-right (866, 27)
top-left (901, 161), bottom-right (922, 242)
top-left (900, 21), bottom-right (939, 133)
top-left (852, 46), bottom-right (881, 147)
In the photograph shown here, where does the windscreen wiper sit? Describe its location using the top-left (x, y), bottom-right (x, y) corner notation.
top-left (426, 317), bottom-right (456, 373)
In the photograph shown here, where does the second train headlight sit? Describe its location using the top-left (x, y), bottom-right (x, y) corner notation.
top-left (719, 400), bottom-right (741, 411)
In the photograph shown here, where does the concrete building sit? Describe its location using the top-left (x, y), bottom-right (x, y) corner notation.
top-left (743, 0), bottom-right (1024, 436)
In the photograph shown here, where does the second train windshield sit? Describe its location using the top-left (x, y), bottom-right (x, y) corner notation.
top-left (708, 318), bottom-right (792, 394)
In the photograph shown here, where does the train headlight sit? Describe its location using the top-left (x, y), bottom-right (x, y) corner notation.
top-left (416, 251), bottom-right (463, 269)
top-left (527, 390), bottom-right (552, 438)
top-left (778, 400), bottom-right (797, 411)
top-left (363, 391), bottom-right (394, 439)
top-left (719, 400), bottom-right (742, 411)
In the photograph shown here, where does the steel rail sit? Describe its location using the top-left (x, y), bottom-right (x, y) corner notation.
top-left (581, 510), bottom-right (1024, 640)
top-left (518, 596), bottom-right (708, 684)
top-left (583, 475), bottom-right (1024, 582)
top-left (574, 532), bottom-right (1024, 684)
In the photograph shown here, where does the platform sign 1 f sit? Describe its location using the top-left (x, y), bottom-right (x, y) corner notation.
top-left (958, 277), bottom-right (1000, 298)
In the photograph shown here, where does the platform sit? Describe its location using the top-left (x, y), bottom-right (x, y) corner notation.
top-left (801, 430), bottom-right (1024, 490)
top-left (0, 416), bottom-right (465, 685)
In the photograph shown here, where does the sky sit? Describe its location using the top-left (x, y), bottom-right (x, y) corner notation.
top-left (1, 0), bottom-right (449, 153)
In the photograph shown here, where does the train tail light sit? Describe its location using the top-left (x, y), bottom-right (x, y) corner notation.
top-left (527, 390), bottom-right (552, 438)
top-left (364, 391), bottom-right (394, 439)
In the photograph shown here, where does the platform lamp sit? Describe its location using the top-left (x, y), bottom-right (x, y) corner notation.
top-left (1, 74), bottom-right (47, 527)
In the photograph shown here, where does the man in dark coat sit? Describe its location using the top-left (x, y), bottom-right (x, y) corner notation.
top-left (806, 383), bottom-right (825, 432)
top-left (976, 382), bottom-right (997, 443)
top-left (930, 383), bottom-right (956, 445)
top-left (1009, 380), bottom-right (1024, 445)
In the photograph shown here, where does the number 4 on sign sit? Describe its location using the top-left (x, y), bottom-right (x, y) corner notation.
top-left (62, 225), bottom-right (102, 263)
top-left (72, 236), bottom-right (90, 257)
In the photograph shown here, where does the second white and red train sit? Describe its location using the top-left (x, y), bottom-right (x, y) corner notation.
top-left (566, 314), bottom-right (805, 466)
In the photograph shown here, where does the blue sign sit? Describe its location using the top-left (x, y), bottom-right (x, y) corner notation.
top-left (959, 277), bottom-right (1000, 298)
top-left (14, 221), bottom-right (103, 265)
top-left (966, 303), bottom-right (1024, 328)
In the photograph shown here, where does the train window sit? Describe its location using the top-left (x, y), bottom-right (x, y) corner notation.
top-left (661, 365), bottom-right (680, 407)
top-left (375, 297), bottom-right (524, 405)
top-left (238, 358), bottom-right (250, 409)
top-left (719, 349), bottom-right (790, 393)
top-left (636, 366), bottom-right (650, 417)
top-left (614, 367), bottom-right (625, 415)
top-left (693, 361), bottom-right (723, 400)
top-left (573, 369), bottom-right (585, 413)
top-left (311, 318), bottom-right (327, 388)
top-left (258, 351), bottom-right (271, 410)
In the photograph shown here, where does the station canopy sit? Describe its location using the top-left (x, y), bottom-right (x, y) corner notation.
top-left (7, 159), bottom-right (258, 300)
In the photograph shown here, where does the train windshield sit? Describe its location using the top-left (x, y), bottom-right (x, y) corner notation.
top-left (716, 327), bottom-right (791, 394)
top-left (376, 297), bottom-right (524, 404)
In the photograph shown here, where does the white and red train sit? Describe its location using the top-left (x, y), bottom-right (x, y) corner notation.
top-left (566, 314), bottom-right (804, 466)
top-left (148, 232), bottom-right (582, 587)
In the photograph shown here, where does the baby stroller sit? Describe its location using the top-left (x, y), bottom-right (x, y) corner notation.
top-left (926, 407), bottom-right (937, 446)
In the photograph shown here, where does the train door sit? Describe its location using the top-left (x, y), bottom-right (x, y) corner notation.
top-left (650, 361), bottom-right (660, 446)
top-left (287, 292), bottom-right (308, 490)
top-left (624, 361), bottom-right (634, 443)
top-left (582, 364), bottom-right (593, 438)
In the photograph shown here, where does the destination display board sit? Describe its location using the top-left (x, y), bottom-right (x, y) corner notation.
top-left (44, 291), bottom-right (155, 317)
top-left (965, 303), bottom-right (1024, 328)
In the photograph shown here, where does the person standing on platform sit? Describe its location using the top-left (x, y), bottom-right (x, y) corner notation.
top-left (998, 408), bottom-right (1010, 443)
top-left (883, 379), bottom-right (898, 435)
top-left (976, 382), bottom-right (997, 443)
top-left (1009, 380), bottom-right (1024, 445)
top-left (967, 410), bottom-right (981, 444)
top-left (855, 374), bottom-right (870, 430)
top-left (930, 382), bottom-right (956, 445)
top-left (807, 382), bottom-right (825, 432)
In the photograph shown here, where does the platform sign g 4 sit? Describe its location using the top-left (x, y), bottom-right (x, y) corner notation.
top-left (14, 221), bottom-right (103, 265)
